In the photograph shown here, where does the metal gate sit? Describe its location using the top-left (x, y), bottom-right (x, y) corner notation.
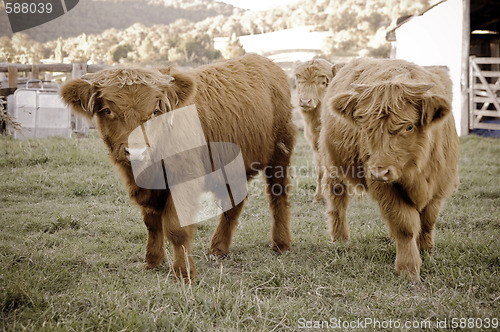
top-left (469, 56), bottom-right (500, 131)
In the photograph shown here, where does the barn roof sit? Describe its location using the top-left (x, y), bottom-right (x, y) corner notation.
top-left (386, 0), bottom-right (500, 42)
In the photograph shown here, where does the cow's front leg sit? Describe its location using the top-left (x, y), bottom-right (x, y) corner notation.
top-left (373, 184), bottom-right (421, 281)
top-left (210, 200), bottom-right (246, 257)
top-left (163, 195), bottom-right (196, 282)
top-left (312, 149), bottom-right (325, 203)
top-left (418, 198), bottom-right (443, 253)
top-left (143, 209), bottom-right (165, 269)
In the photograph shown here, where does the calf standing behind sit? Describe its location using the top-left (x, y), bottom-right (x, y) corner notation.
top-left (60, 54), bottom-right (296, 281)
top-left (319, 58), bottom-right (459, 281)
top-left (293, 59), bottom-right (343, 203)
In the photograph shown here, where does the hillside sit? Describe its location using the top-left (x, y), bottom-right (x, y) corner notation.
top-left (0, 0), bottom-right (433, 66)
top-left (0, 0), bottom-right (238, 42)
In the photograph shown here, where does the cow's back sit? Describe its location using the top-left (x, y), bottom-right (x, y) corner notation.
top-left (193, 54), bottom-right (295, 173)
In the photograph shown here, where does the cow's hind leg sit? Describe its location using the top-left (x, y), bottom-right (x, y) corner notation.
top-left (209, 199), bottom-right (246, 257)
top-left (418, 198), bottom-right (443, 253)
top-left (264, 145), bottom-right (293, 253)
top-left (143, 210), bottom-right (165, 269)
top-left (323, 174), bottom-right (350, 242)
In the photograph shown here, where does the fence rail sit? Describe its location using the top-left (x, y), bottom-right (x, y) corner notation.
top-left (0, 63), bottom-right (109, 89)
top-left (469, 56), bottom-right (500, 131)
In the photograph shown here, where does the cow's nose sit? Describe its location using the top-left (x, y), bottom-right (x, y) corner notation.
top-left (369, 166), bottom-right (390, 182)
top-left (125, 146), bottom-right (148, 161)
top-left (299, 98), bottom-right (312, 107)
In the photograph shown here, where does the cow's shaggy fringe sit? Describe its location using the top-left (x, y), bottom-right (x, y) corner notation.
top-left (80, 68), bottom-right (176, 114)
top-left (84, 67), bottom-right (175, 89)
top-left (351, 82), bottom-right (429, 119)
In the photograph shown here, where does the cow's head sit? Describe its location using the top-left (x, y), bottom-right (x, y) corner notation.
top-left (329, 81), bottom-right (451, 183)
top-left (60, 67), bottom-right (196, 166)
top-left (294, 59), bottom-right (343, 111)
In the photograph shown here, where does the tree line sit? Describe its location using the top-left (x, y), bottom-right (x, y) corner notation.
top-left (0, 0), bottom-right (431, 66)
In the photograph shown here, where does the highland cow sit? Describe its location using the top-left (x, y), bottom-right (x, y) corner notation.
top-left (61, 54), bottom-right (296, 281)
top-left (294, 59), bottom-right (343, 202)
top-left (319, 58), bottom-right (459, 281)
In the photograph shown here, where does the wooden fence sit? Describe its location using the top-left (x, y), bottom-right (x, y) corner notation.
top-left (0, 63), bottom-right (109, 89)
top-left (469, 56), bottom-right (500, 131)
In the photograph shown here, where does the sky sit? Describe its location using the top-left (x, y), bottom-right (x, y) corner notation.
top-left (219, 0), bottom-right (302, 11)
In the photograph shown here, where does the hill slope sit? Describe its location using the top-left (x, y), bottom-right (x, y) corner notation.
top-left (0, 0), bottom-right (237, 42)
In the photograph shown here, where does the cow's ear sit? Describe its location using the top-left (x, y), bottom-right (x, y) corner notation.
top-left (329, 92), bottom-right (358, 121)
top-left (332, 63), bottom-right (345, 77)
top-left (158, 66), bottom-right (174, 76)
top-left (60, 79), bottom-right (97, 120)
top-left (161, 71), bottom-right (196, 108)
top-left (421, 95), bottom-right (451, 126)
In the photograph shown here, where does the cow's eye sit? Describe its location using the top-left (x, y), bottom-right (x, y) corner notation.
top-left (100, 108), bottom-right (111, 115)
top-left (321, 80), bottom-right (328, 87)
top-left (406, 124), bottom-right (414, 132)
top-left (153, 109), bottom-right (160, 116)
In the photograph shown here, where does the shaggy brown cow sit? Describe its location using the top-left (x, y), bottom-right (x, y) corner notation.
top-left (319, 58), bottom-right (459, 281)
top-left (294, 59), bottom-right (343, 202)
top-left (60, 54), bottom-right (296, 281)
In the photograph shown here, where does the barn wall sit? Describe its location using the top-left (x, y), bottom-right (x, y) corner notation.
top-left (395, 0), bottom-right (464, 135)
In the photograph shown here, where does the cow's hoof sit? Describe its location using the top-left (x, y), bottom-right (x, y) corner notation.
top-left (417, 234), bottom-right (434, 253)
top-left (173, 261), bottom-right (196, 283)
top-left (330, 232), bottom-right (350, 243)
top-left (398, 269), bottom-right (421, 283)
top-left (144, 253), bottom-right (165, 269)
top-left (272, 242), bottom-right (290, 254)
top-left (395, 262), bottom-right (421, 283)
top-left (209, 246), bottom-right (229, 258)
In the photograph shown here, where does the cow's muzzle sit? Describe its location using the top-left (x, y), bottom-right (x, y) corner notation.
top-left (299, 98), bottom-right (318, 110)
top-left (125, 146), bottom-right (148, 162)
top-left (368, 166), bottom-right (396, 182)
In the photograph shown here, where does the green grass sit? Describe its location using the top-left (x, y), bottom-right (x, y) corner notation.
top-left (1, 131), bottom-right (499, 331)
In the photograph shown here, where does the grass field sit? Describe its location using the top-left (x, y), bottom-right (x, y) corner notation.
top-left (1, 130), bottom-right (499, 331)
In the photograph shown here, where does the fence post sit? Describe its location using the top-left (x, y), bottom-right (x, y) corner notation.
top-left (72, 63), bottom-right (87, 79)
top-left (31, 64), bottom-right (40, 88)
top-left (8, 66), bottom-right (17, 88)
top-left (469, 56), bottom-right (474, 130)
top-left (71, 63), bottom-right (90, 136)
top-left (461, 0), bottom-right (470, 135)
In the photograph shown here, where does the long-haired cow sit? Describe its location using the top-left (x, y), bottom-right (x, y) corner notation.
top-left (61, 54), bottom-right (296, 281)
top-left (294, 59), bottom-right (343, 203)
top-left (319, 58), bottom-right (459, 281)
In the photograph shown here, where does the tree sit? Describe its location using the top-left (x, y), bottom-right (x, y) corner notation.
top-left (0, 37), bottom-right (14, 62)
top-left (138, 38), bottom-right (157, 62)
top-left (223, 33), bottom-right (245, 59)
top-left (181, 33), bottom-right (222, 64)
top-left (55, 37), bottom-right (64, 63)
top-left (110, 44), bottom-right (133, 63)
